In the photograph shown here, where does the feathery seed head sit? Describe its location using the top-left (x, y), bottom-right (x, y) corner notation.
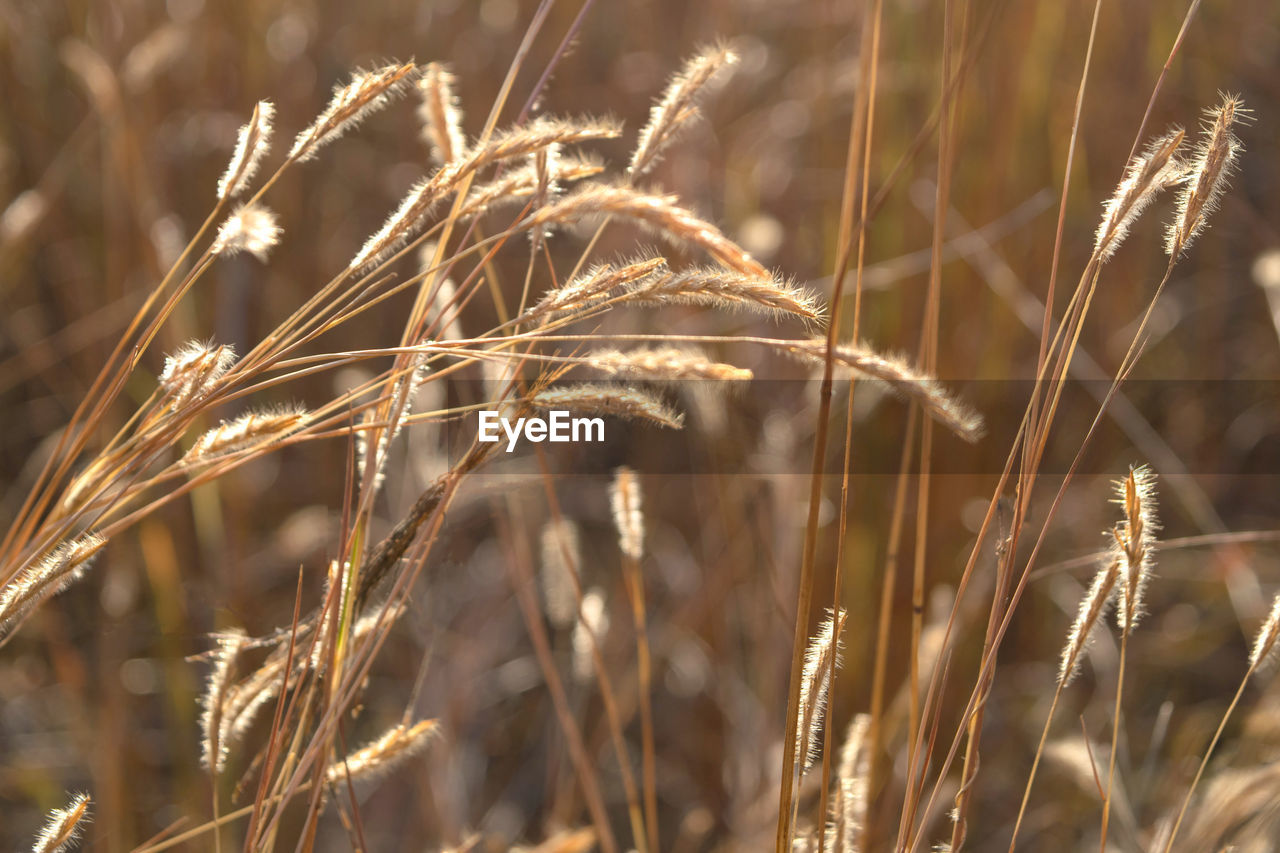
top-left (529, 257), bottom-right (668, 320)
top-left (0, 533), bottom-right (106, 633)
top-left (627, 267), bottom-right (824, 325)
top-left (610, 466), bottom-right (644, 561)
top-left (1166, 94), bottom-right (1248, 257)
top-left (1250, 593), bottom-right (1280, 672)
top-left (796, 608), bottom-right (847, 772)
top-left (32, 792), bottom-right (91, 853)
top-left (217, 100), bottom-right (275, 200)
top-left (325, 719), bottom-right (438, 784)
top-left (1094, 127), bottom-right (1187, 262)
top-left (1059, 558), bottom-right (1122, 686)
top-left (782, 339), bottom-right (984, 442)
top-left (588, 347), bottom-right (753, 382)
top-left (290, 62), bottom-right (420, 162)
top-left (183, 405), bottom-right (309, 463)
top-left (212, 203), bottom-right (281, 261)
top-left (159, 340), bottom-right (236, 407)
top-left (199, 628), bottom-right (247, 772)
top-left (417, 62), bottom-right (466, 165)
top-left (1110, 465), bottom-right (1160, 632)
top-left (630, 43), bottom-right (739, 179)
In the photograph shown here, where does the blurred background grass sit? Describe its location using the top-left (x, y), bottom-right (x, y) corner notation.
top-left (2, 0), bottom-right (1280, 849)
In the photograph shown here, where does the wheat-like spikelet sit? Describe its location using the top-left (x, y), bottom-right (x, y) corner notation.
top-left (627, 266), bottom-right (823, 324)
top-left (324, 718), bottom-right (438, 784)
top-left (630, 43), bottom-right (739, 179)
top-left (159, 340), bottom-right (236, 407)
top-left (351, 117), bottom-right (621, 271)
top-left (0, 533), bottom-right (106, 632)
top-left (1166, 94), bottom-right (1247, 257)
top-left (528, 257), bottom-right (668, 320)
top-left (530, 384), bottom-right (685, 429)
top-left (457, 151), bottom-right (603, 221)
top-left (1094, 127), bottom-right (1187, 262)
top-left (610, 466), bottom-right (644, 561)
top-left (183, 405), bottom-right (309, 463)
top-left (528, 183), bottom-right (767, 277)
top-left (1059, 558), bottom-right (1121, 687)
top-left (572, 587), bottom-right (609, 683)
top-left (289, 62), bottom-right (420, 162)
top-left (588, 347), bottom-right (752, 381)
top-left (1111, 465), bottom-right (1159, 632)
top-left (211, 203), bottom-right (281, 261)
top-left (31, 792), bottom-right (91, 853)
top-left (217, 100), bottom-right (275, 200)
top-left (199, 628), bottom-right (247, 772)
top-left (796, 608), bottom-right (847, 772)
top-left (540, 518), bottom-right (581, 629)
top-left (417, 62), bottom-right (465, 165)
top-left (1249, 594), bottom-right (1280, 671)
top-left (781, 339), bottom-right (984, 442)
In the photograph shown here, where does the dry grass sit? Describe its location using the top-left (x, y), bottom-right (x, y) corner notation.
top-left (1, 2), bottom-right (1278, 852)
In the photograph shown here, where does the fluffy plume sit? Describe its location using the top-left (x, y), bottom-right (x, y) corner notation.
top-left (795, 608), bottom-right (846, 772)
top-left (1250, 594), bottom-right (1280, 672)
top-left (199, 628), bottom-right (247, 772)
top-left (417, 63), bottom-right (465, 165)
top-left (589, 347), bottom-right (751, 381)
top-left (628, 266), bottom-right (823, 324)
top-left (630, 43), bottom-right (739, 179)
top-left (781, 339), bottom-right (984, 442)
top-left (610, 466), bottom-right (644, 561)
top-left (217, 100), bottom-right (275, 200)
top-left (528, 257), bottom-right (667, 321)
top-left (1167, 94), bottom-right (1247, 256)
top-left (159, 340), bottom-right (236, 407)
top-left (31, 792), bottom-right (91, 853)
top-left (183, 405), bottom-right (309, 463)
top-left (0, 533), bottom-right (106, 632)
top-left (325, 719), bottom-right (438, 784)
top-left (211, 203), bottom-right (281, 261)
top-left (1111, 465), bottom-right (1159, 632)
top-left (290, 62), bottom-right (420, 162)
top-left (1059, 558), bottom-right (1121, 686)
top-left (1094, 128), bottom-right (1187, 261)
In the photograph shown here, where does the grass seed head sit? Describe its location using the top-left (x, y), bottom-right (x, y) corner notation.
top-left (217, 100), bottom-right (275, 200)
top-left (211, 203), bottom-right (281, 261)
top-left (1166, 94), bottom-right (1248, 257)
top-left (290, 62), bottom-right (420, 162)
top-left (31, 792), bottom-right (91, 853)
top-left (417, 62), bottom-right (466, 165)
top-left (630, 42), bottom-right (739, 179)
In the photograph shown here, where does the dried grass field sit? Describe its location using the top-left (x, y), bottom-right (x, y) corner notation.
top-left (2, 1), bottom-right (1280, 851)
